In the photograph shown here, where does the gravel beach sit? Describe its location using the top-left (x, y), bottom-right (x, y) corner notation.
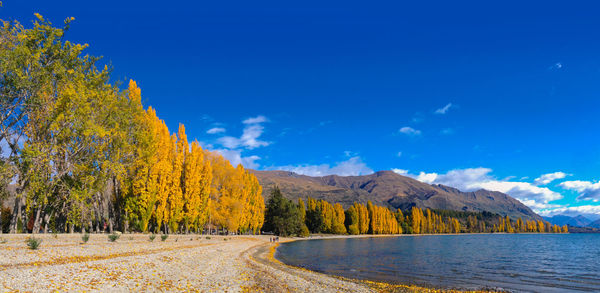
top-left (0, 233), bottom-right (491, 292)
top-left (0, 234), bottom-right (373, 292)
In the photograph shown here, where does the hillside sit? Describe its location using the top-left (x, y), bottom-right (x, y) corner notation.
top-left (543, 215), bottom-right (592, 227)
top-left (251, 170), bottom-right (542, 221)
top-left (590, 219), bottom-right (600, 228)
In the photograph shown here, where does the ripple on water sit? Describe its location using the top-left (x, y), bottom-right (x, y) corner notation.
top-left (276, 234), bottom-right (600, 292)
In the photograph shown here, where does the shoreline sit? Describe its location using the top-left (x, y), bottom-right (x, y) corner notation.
top-left (269, 234), bottom-right (514, 293)
top-left (0, 233), bottom-right (518, 292)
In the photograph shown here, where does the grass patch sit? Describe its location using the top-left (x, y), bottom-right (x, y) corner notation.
top-left (205, 236), bottom-right (211, 240)
top-left (108, 232), bottom-right (120, 242)
top-left (26, 237), bottom-right (42, 250)
top-left (82, 232), bottom-right (90, 243)
top-left (0, 238), bottom-right (7, 244)
top-left (161, 234), bottom-right (168, 241)
top-left (149, 233), bottom-right (156, 242)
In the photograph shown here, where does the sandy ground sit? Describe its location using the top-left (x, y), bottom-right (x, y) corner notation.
top-left (0, 233), bottom-right (491, 292)
top-left (0, 233), bottom-right (375, 292)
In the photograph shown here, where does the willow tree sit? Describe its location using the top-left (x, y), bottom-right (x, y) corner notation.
top-left (1, 14), bottom-right (137, 233)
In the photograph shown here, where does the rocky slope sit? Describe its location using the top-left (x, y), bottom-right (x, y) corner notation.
top-left (251, 170), bottom-right (542, 221)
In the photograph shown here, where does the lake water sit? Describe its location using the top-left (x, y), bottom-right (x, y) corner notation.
top-left (275, 234), bottom-right (600, 292)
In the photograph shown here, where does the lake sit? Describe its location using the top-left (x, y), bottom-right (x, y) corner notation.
top-left (275, 234), bottom-right (600, 292)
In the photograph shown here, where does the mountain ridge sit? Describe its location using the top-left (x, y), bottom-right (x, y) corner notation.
top-left (543, 215), bottom-right (592, 227)
top-left (251, 170), bottom-right (542, 221)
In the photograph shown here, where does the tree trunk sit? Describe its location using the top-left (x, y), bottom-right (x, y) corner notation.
top-left (32, 208), bottom-right (42, 234)
top-left (124, 210), bottom-right (129, 233)
top-left (43, 212), bottom-right (51, 233)
top-left (9, 195), bottom-right (23, 233)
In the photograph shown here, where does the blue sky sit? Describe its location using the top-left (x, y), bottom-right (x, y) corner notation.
top-left (3, 1), bottom-right (600, 218)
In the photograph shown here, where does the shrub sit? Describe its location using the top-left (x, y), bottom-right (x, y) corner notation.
top-left (223, 238), bottom-right (228, 241)
top-left (299, 225), bottom-right (310, 237)
top-left (108, 232), bottom-right (120, 242)
top-left (205, 236), bottom-right (211, 240)
top-left (161, 234), bottom-right (168, 241)
top-left (26, 237), bottom-right (42, 250)
top-left (149, 234), bottom-right (156, 242)
top-left (82, 232), bottom-right (90, 243)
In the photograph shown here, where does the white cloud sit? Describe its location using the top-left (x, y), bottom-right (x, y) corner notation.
top-left (214, 149), bottom-right (261, 169)
top-left (534, 171), bottom-right (568, 186)
top-left (206, 115), bottom-right (271, 169)
top-left (206, 127), bottom-right (226, 134)
top-left (549, 62), bottom-right (563, 70)
top-left (392, 168), bottom-right (408, 175)
top-left (560, 180), bottom-right (600, 202)
top-left (538, 205), bottom-right (600, 219)
top-left (399, 126), bottom-right (421, 136)
top-left (217, 116), bottom-right (270, 150)
top-left (274, 156), bottom-right (373, 177)
top-left (434, 103), bottom-right (453, 114)
top-left (397, 167), bottom-right (563, 212)
top-left (396, 151), bottom-right (402, 158)
top-left (243, 115), bottom-right (268, 124)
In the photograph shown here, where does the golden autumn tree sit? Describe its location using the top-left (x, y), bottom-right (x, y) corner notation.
top-left (411, 207), bottom-right (423, 234)
top-left (298, 198), bottom-right (306, 223)
top-left (181, 141), bottom-right (213, 233)
top-left (167, 126), bottom-right (186, 232)
top-left (332, 203), bottom-right (346, 234)
top-left (319, 200), bottom-right (335, 233)
top-left (354, 203), bottom-right (370, 234)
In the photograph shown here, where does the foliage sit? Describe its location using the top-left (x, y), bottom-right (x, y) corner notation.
top-left (81, 232), bottom-right (90, 243)
top-left (0, 15), bottom-right (264, 235)
top-left (161, 234), bottom-right (168, 241)
top-left (263, 187), bottom-right (305, 237)
top-left (149, 233), bottom-right (156, 242)
top-left (295, 195), bottom-right (566, 236)
top-left (108, 233), bottom-right (120, 242)
top-left (26, 237), bottom-right (42, 250)
top-left (1, 206), bottom-right (10, 233)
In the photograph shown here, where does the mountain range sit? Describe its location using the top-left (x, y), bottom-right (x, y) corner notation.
top-left (543, 215), bottom-right (600, 228)
top-left (251, 170), bottom-right (542, 221)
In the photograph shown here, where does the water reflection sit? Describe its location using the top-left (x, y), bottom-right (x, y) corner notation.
top-left (276, 234), bottom-right (600, 292)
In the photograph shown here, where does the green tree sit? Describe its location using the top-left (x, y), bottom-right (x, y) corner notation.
top-left (344, 206), bottom-right (359, 235)
top-left (262, 187), bottom-right (303, 237)
top-left (306, 203), bottom-right (325, 233)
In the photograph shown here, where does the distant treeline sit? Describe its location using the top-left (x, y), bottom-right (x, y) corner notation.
top-left (0, 15), bottom-right (264, 234)
top-left (263, 187), bottom-right (568, 236)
